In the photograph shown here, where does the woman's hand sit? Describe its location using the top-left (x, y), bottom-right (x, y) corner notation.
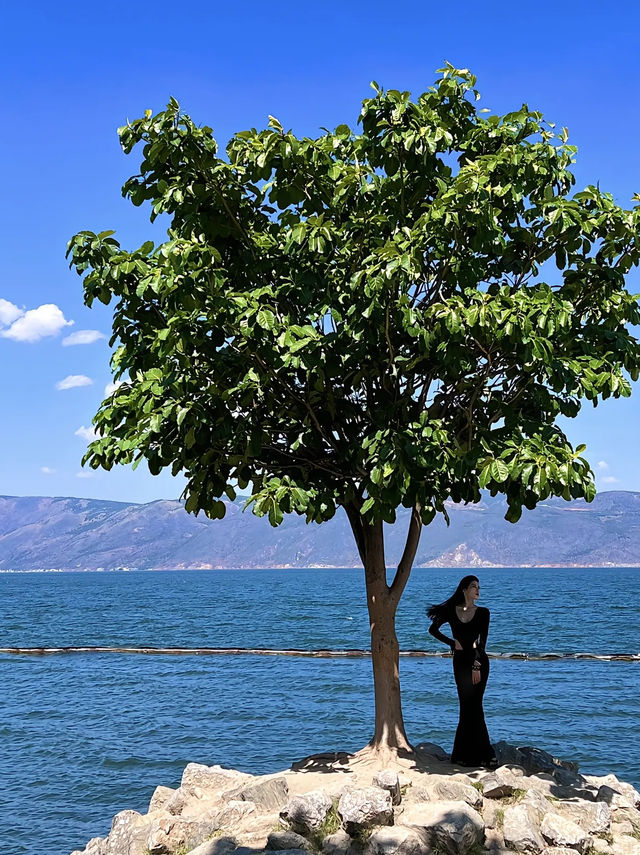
top-left (453, 640), bottom-right (463, 651)
top-left (471, 667), bottom-right (481, 685)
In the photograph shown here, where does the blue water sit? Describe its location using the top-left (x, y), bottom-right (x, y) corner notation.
top-left (1, 567), bottom-right (639, 855)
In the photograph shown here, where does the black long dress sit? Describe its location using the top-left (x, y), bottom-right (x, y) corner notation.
top-left (429, 605), bottom-right (495, 766)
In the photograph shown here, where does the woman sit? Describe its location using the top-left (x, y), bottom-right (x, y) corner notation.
top-left (427, 575), bottom-right (496, 767)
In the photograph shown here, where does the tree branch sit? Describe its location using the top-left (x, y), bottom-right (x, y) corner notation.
top-left (344, 500), bottom-right (366, 566)
top-left (389, 504), bottom-right (422, 606)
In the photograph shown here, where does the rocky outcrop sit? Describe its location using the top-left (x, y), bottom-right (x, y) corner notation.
top-left (70, 745), bottom-right (640, 855)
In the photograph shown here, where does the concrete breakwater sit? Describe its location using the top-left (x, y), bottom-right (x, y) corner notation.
top-left (70, 741), bottom-right (640, 855)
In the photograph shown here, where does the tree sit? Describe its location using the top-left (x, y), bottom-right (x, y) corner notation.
top-left (68, 64), bottom-right (640, 762)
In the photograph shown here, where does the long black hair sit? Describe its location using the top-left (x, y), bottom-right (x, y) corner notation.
top-left (426, 575), bottom-right (479, 622)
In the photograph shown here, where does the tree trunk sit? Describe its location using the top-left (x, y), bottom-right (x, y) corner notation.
top-left (344, 503), bottom-right (423, 761)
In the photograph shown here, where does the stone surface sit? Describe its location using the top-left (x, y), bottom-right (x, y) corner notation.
top-left (105, 809), bottom-right (150, 855)
top-left (613, 807), bottom-right (640, 832)
top-left (401, 799), bottom-right (484, 855)
top-left (207, 799), bottom-right (256, 831)
top-left (612, 820), bottom-right (636, 837)
top-left (541, 848), bottom-right (580, 855)
top-left (145, 815), bottom-right (220, 855)
top-left (611, 836), bottom-right (640, 855)
top-left (483, 827), bottom-right (507, 853)
top-left (503, 803), bottom-right (546, 852)
top-left (228, 775), bottom-right (289, 811)
top-left (279, 789), bottom-right (333, 834)
top-left (481, 798), bottom-right (504, 829)
top-left (540, 812), bottom-right (591, 853)
top-left (187, 837), bottom-right (238, 855)
top-left (521, 789), bottom-right (549, 822)
top-left (426, 777), bottom-right (482, 809)
top-left (373, 769), bottom-right (402, 805)
top-left (148, 786), bottom-right (175, 813)
top-left (480, 768), bottom-right (520, 799)
top-left (338, 786), bottom-right (394, 836)
top-left (70, 837), bottom-right (108, 855)
top-left (267, 829), bottom-right (313, 850)
top-left (555, 799), bottom-right (611, 834)
top-left (586, 776), bottom-right (640, 809)
top-left (415, 742), bottom-right (449, 762)
top-left (366, 824), bottom-right (431, 854)
top-left (181, 763), bottom-right (252, 792)
top-left (322, 830), bottom-right (352, 854)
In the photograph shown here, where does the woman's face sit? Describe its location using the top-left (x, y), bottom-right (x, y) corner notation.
top-left (465, 580), bottom-right (480, 601)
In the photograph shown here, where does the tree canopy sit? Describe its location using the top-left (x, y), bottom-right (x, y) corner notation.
top-left (68, 65), bottom-right (640, 538)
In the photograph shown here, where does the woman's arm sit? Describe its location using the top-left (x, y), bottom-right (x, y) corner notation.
top-left (429, 618), bottom-right (455, 650)
top-left (473, 609), bottom-right (490, 663)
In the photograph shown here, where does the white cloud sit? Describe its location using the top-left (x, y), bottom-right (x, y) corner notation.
top-left (55, 374), bottom-right (93, 390)
top-left (0, 299), bottom-right (23, 327)
top-left (0, 303), bottom-right (73, 342)
top-left (601, 475), bottom-right (619, 484)
top-left (597, 460), bottom-right (609, 470)
top-left (75, 425), bottom-right (98, 441)
top-left (41, 466), bottom-right (56, 475)
top-left (105, 380), bottom-right (124, 396)
top-left (76, 470), bottom-right (95, 479)
top-left (62, 329), bottom-right (106, 346)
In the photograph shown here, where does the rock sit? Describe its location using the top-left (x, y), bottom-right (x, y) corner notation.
top-left (492, 744), bottom-right (577, 778)
top-left (145, 816), bottom-right (219, 855)
top-left (187, 837), bottom-right (238, 855)
top-left (599, 785), bottom-right (640, 811)
top-left (521, 789), bottom-right (549, 822)
top-left (402, 786), bottom-right (432, 806)
top-left (482, 798), bottom-right (504, 829)
top-left (322, 830), bottom-right (352, 854)
top-left (540, 813), bottom-right (591, 853)
top-left (182, 762), bottom-right (252, 792)
top-left (338, 786), bottom-right (393, 836)
top-left (483, 827), bottom-right (507, 853)
top-left (415, 742), bottom-right (449, 762)
top-left (612, 807), bottom-right (640, 833)
top-left (148, 786), bottom-right (175, 813)
top-left (612, 820), bottom-right (636, 837)
top-left (503, 803), bottom-right (545, 852)
top-left (366, 824), bottom-right (431, 854)
top-left (267, 830), bottom-right (313, 850)
top-left (553, 768), bottom-right (586, 789)
top-left (586, 776), bottom-right (640, 809)
top-left (480, 768), bottom-right (521, 799)
top-left (279, 790), bottom-right (333, 834)
top-left (105, 810), bottom-right (150, 855)
top-left (207, 799), bottom-right (256, 831)
top-left (555, 799), bottom-right (611, 834)
top-left (373, 770), bottom-right (402, 805)
top-left (610, 836), bottom-right (640, 855)
top-left (70, 837), bottom-right (108, 855)
top-left (227, 775), bottom-right (289, 811)
top-left (401, 800), bottom-right (484, 855)
top-left (542, 849), bottom-right (580, 855)
top-left (425, 776), bottom-right (482, 809)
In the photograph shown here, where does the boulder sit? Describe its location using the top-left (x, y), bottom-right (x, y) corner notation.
top-left (415, 742), bottom-right (449, 762)
top-left (612, 820), bottom-right (636, 837)
top-left (322, 830), bottom-right (352, 854)
top-left (483, 827), bottom-right (507, 853)
top-left (585, 776), bottom-right (640, 809)
top-left (612, 807), bottom-right (640, 833)
top-left (542, 849), bottom-right (580, 855)
top-left (503, 803), bottom-right (545, 852)
top-left (226, 775), bottom-right (289, 811)
top-left (521, 775), bottom-right (555, 796)
top-left (279, 790), bottom-right (333, 834)
top-left (187, 837), bottom-right (238, 855)
top-left (207, 799), bottom-right (256, 830)
top-left (554, 799), bottom-right (611, 834)
top-left (70, 837), bottom-right (108, 855)
top-left (540, 813), bottom-right (591, 853)
top-left (521, 789), bottom-right (549, 822)
top-left (366, 824), bottom-right (431, 854)
top-left (401, 799), bottom-right (484, 855)
top-left (148, 786), bottom-right (175, 813)
top-left (480, 768), bottom-right (521, 799)
top-left (553, 768), bottom-right (587, 789)
top-left (373, 770), bottom-right (402, 805)
top-left (104, 810), bottom-right (150, 855)
top-left (610, 836), bottom-right (640, 855)
top-left (144, 815), bottom-right (219, 855)
top-left (338, 786), bottom-right (393, 836)
top-left (425, 777), bottom-right (482, 809)
top-left (492, 744), bottom-right (577, 778)
top-left (599, 785), bottom-right (640, 811)
top-left (182, 763), bottom-right (252, 792)
top-left (267, 830), bottom-right (313, 850)
top-left (481, 798), bottom-right (504, 829)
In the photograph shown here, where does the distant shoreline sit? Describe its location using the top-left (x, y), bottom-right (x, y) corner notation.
top-left (2, 564), bottom-right (640, 573)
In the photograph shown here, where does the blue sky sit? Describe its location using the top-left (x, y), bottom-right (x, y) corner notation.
top-left (1, 0), bottom-right (639, 503)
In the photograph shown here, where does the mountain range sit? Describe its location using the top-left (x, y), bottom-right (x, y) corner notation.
top-left (1, 490), bottom-right (639, 570)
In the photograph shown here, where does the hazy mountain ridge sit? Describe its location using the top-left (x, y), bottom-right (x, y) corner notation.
top-left (1, 491), bottom-right (639, 570)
